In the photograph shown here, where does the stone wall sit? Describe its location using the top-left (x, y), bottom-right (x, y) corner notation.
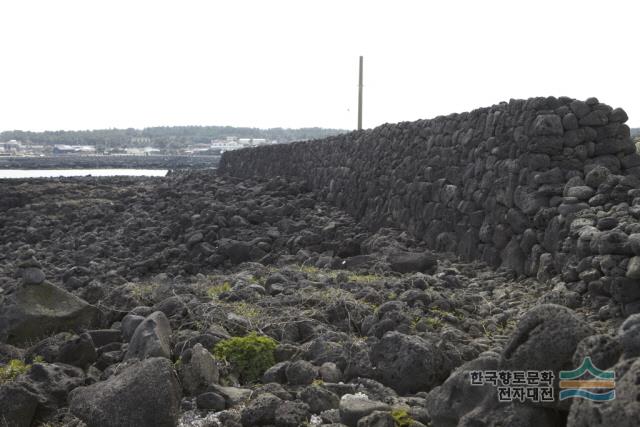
top-left (220, 96), bottom-right (640, 314)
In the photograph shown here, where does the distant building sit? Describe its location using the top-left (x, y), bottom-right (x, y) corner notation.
top-left (210, 139), bottom-right (245, 153)
top-left (53, 145), bottom-right (96, 155)
top-left (208, 137), bottom-right (276, 154)
top-left (131, 137), bottom-right (152, 144)
top-left (2, 140), bottom-right (22, 154)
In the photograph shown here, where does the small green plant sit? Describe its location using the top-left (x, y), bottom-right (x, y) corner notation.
top-left (213, 332), bottom-right (278, 383)
top-left (425, 316), bottom-right (443, 330)
top-left (0, 359), bottom-right (31, 384)
top-left (299, 265), bottom-right (320, 275)
top-left (298, 264), bottom-right (340, 281)
top-left (231, 302), bottom-right (262, 320)
top-left (391, 408), bottom-right (414, 427)
top-left (312, 378), bottom-right (324, 386)
top-left (410, 316), bottom-right (421, 332)
top-left (130, 282), bottom-right (157, 303)
top-left (33, 355), bottom-right (45, 364)
top-left (495, 320), bottom-right (517, 335)
top-left (248, 275), bottom-right (266, 286)
top-left (346, 273), bottom-right (382, 283)
top-left (207, 281), bottom-right (232, 299)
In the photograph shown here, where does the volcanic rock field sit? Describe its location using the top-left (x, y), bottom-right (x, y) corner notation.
top-left (2, 97), bottom-right (640, 427)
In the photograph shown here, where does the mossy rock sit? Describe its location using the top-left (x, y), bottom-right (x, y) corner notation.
top-left (0, 281), bottom-right (102, 345)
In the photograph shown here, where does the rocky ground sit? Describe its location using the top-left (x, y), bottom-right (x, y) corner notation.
top-left (0, 170), bottom-right (638, 427)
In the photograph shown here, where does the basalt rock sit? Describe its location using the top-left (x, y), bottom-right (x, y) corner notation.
top-left (69, 357), bottom-right (181, 427)
top-left (0, 281), bottom-right (102, 345)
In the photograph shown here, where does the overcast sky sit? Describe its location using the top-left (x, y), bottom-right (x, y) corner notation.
top-left (1, 0), bottom-right (638, 132)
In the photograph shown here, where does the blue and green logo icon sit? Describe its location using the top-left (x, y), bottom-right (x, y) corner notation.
top-left (559, 357), bottom-right (615, 401)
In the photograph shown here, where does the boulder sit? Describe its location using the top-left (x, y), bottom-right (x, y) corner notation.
top-left (262, 361), bottom-right (289, 384)
top-left (87, 329), bottom-right (122, 347)
top-left (178, 343), bottom-right (219, 395)
top-left (370, 331), bottom-right (454, 394)
top-left (567, 357), bottom-right (640, 427)
top-left (356, 411), bottom-right (396, 427)
top-left (319, 361), bottom-right (343, 383)
top-left (22, 267), bottom-right (46, 285)
top-left (121, 314), bottom-right (145, 342)
top-left (57, 332), bottom-right (98, 369)
top-left (339, 397), bottom-right (390, 427)
top-left (21, 362), bottom-right (85, 416)
top-left (299, 385), bottom-right (340, 413)
top-left (69, 357), bottom-right (181, 427)
top-left (0, 281), bottom-right (102, 345)
top-left (626, 256), bottom-right (640, 279)
top-left (0, 382), bottom-right (39, 427)
top-left (387, 251), bottom-right (437, 274)
top-left (426, 352), bottom-right (500, 427)
top-left (573, 334), bottom-right (622, 370)
top-left (274, 400), bottom-right (310, 427)
top-left (285, 360), bottom-right (317, 386)
top-left (500, 304), bottom-right (594, 408)
top-left (124, 311), bottom-right (172, 360)
top-left (25, 332), bottom-right (74, 363)
top-left (240, 392), bottom-right (282, 426)
top-left (208, 384), bottom-right (252, 407)
top-left (195, 391), bottom-right (226, 411)
top-left (618, 313), bottom-right (640, 358)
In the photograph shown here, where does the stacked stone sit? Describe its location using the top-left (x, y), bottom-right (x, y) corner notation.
top-left (219, 96), bottom-right (640, 314)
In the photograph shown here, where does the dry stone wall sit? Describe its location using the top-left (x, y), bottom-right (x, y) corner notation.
top-left (220, 96), bottom-right (640, 314)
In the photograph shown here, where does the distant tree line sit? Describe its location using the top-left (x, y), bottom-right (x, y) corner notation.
top-left (0, 126), bottom-right (347, 149)
top-left (632, 128), bottom-right (640, 138)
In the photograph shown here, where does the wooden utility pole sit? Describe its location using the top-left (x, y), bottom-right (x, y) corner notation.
top-left (358, 56), bottom-right (363, 130)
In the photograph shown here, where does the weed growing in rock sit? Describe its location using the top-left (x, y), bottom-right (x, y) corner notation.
top-left (425, 317), bottom-right (443, 330)
top-left (229, 302), bottom-right (262, 320)
top-left (130, 282), bottom-right (157, 304)
top-left (345, 272), bottom-right (383, 283)
top-left (391, 408), bottom-right (414, 427)
top-left (0, 359), bottom-right (31, 384)
top-left (206, 281), bottom-right (232, 299)
top-left (213, 332), bottom-right (277, 383)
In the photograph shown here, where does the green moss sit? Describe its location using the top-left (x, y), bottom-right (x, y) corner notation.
top-left (230, 302), bottom-right (262, 320)
top-left (345, 273), bottom-right (382, 283)
top-left (207, 281), bottom-right (232, 299)
top-left (130, 282), bottom-right (157, 303)
top-left (425, 317), bottom-right (443, 330)
top-left (213, 332), bottom-right (277, 383)
top-left (391, 408), bottom-right (414, 427)
top-left (298, 265), bottom-right (320, 275)
top-left (0, 359), bottom-right (31, 384)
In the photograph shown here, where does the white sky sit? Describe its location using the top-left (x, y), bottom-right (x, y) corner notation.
top-left (0, 0), bottom-right (638, 132)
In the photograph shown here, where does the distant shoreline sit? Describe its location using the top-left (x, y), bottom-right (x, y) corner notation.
top-left (0, 154), bottom-right (220, 170)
